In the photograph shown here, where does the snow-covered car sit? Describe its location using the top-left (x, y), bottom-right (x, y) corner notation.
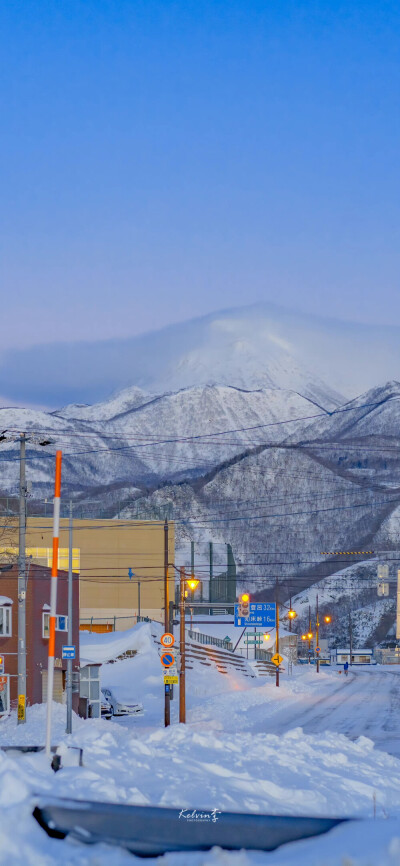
top-left (101, 687), bottom-right (143, 717)
top-left (101, 694), bottom-right (112, 719)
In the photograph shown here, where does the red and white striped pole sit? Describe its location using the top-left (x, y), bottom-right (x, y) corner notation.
top-left (45, 450), bottom-right (62, 756)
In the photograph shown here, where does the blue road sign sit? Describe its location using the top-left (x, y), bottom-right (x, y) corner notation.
top-left (234, 602), bottom-right (276, 628)
top-left (62, 645), bottom-right (76, 660)
top-left (128, 568), bottom-right (134, 579)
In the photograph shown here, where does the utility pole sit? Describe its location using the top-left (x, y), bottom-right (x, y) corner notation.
top-left (17, 433), bottom-right (27, 724)
top-left (164, 519), bottom-right (170, 727)
top-left (308, 604), bottom-right (312, 664)
top-left (66, 501), bottom-right (73, 734)
top-left (349, 611), bottom-right (353, 666)
top-left (179, 567), bottom-right (186, 723)
top-left (316, 594), bottom-right (320, 674)
top-left (275, 580), bottom-right (280, 688)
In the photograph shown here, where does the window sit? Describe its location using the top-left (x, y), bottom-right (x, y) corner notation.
top-left (0, 606), bottom-right (11, 637)
top-left (42, 613), bottom-right (68, 638)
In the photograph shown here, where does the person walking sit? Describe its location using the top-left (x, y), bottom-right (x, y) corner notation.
top-left (344, 660), bottom-right (349, 676)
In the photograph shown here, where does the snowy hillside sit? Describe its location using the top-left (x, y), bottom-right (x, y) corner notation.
top-left (5, 301), bottom-right (400, 408)
top-left (0, 383), bottom-right (327, 495)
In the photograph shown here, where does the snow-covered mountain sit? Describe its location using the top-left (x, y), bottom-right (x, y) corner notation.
top-left (1, 306), bottom-right (400, 645)
top-left (0, 383), bottom-right (326, 495)
top-left (3, 301), bottom-right (400, 409)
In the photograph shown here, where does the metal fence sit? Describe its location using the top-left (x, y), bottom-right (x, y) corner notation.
top-left (187, 630), bottom-right (233, 651)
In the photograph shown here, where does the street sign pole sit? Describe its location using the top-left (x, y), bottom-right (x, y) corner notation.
top-left (66, 501), bottom-right (73, 733)
top-left (275, 582), bottom-right (280, 688)
top-left (179, 567), bottom-right (186, 723)
top-left (164, 520), bottom-right (170, 728)
top-left (316, 593), bottom-right (320, 674)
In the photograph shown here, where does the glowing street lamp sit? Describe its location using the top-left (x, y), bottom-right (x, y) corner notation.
top-left (187, 578), bottom-right (199, 592)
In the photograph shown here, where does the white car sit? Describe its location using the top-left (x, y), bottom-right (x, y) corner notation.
top-left (101, 687), bottom-right (143, 717)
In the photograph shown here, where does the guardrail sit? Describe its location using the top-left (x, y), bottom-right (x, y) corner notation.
top-left (187, 630), bottom-right (233, 650)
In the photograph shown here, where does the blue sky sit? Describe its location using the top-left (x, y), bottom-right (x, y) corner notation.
top-left (1, 0), bottom-right (400, 351)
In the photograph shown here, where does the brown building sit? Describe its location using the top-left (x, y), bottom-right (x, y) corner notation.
top-left (0, 563), bottom-right (80, 707)
top-left (1, 518), bottom-right (175, 631)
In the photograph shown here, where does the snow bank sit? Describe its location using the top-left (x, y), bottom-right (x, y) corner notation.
top-left (80, 621), bottom-right (159, 664)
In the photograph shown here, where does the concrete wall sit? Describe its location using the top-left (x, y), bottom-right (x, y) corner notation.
top-left (10, 518), bottom-right (175, 626)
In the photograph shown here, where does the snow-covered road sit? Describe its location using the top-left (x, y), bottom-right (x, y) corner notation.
top-left (3, 626), bottom-right (400, 865)
top-left (272, 668), bottom-right (400, 757)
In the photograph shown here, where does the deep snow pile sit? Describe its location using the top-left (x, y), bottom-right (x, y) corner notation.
top-left (80, 620), bottom-right (158, 665)
top-left (2, 624), bottom-right (400, 864)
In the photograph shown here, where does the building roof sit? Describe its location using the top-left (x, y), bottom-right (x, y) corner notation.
top-left (336, 648), bottom-right (373, 654)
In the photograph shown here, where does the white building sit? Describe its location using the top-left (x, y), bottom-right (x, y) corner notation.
top-left (333, 648), bottom-right (375, 665)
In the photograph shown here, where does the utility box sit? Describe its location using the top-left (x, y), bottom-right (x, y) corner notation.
top-left (0, 675), bottom-right (10, 718)
top-left (79, 664), bottom-right (101, 718)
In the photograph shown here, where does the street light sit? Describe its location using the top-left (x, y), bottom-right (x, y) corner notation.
top-left (324, 615), bottom-right (332, 624)
top-left (187, 578), bottom-right (199, 592)
top-left (186, 577), bottom-right (199, 629)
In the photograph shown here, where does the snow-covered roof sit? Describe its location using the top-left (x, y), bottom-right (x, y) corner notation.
top-left (0, 596), bottom-right (13, 605)
top-left (336, 648), bottom-right (373, 654)
top-left (42, 603), bottom-right (50, 611)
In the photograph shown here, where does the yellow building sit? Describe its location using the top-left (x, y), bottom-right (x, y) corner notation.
top-left (2, 518), bottom-right (175, 631)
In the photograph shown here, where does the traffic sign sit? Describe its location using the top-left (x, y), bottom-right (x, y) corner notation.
top-left (315, 646), bottom-right (321, 654)
top-left (62, 645), bottom-right (76, 660)
top-left (161, 652), bottom-right (175, 668)
top-left (271, 653), bottom-right (283, 666)
top-left (234, 602), bottom-right (276, 628)
top-left (161, 633), bottom-right (175, 648)
top-left (164, 674), bottom-right (179, 685)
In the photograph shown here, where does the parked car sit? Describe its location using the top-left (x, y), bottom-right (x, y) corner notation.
top-left (101, 686), bottom-right (143, 717)
top-left (101, 693), bottom-right (113, 719)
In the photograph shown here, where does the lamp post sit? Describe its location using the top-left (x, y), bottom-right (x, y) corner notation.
top-left (187, 577), bottom-right (198, 630)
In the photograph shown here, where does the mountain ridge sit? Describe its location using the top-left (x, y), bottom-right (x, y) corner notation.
top-left (4, 301), bottom-right (400, 408)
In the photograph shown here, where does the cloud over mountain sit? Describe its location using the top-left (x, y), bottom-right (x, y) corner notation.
top-left (2, 302), bottom-right (400, 409)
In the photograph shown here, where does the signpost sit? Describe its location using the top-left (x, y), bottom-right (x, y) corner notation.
top-left (160, 652), bottom-right (175, 668)
top-left (62, 645), bottom-right (76, 660)
top-left (234, 602), bottom-right (276, 628)
top-left (271, 653), bottom-right (283, 667)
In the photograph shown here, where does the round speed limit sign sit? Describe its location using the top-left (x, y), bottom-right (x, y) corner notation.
top-left (161, 632), bottom-right (175, 648)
